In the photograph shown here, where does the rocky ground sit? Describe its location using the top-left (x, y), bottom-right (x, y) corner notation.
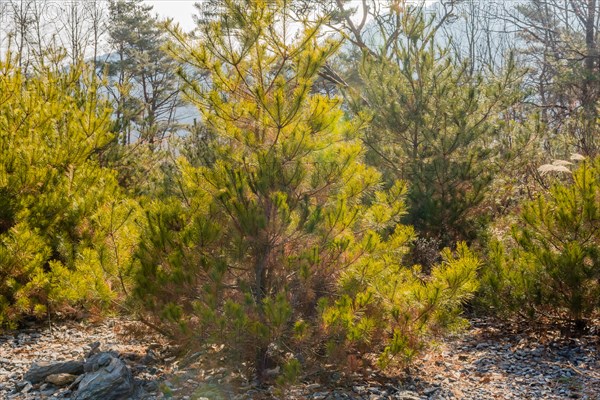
top-left (0, 318), bottom-right (599, 399)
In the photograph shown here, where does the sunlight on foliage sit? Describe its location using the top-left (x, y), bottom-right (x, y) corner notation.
top-left (0, 57), bottom-right (140, 327)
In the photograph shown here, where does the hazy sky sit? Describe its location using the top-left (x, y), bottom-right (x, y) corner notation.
top-left (145, 0), bottom-right (199, 31)
top-left (145, 1), bottom-right (441, 33)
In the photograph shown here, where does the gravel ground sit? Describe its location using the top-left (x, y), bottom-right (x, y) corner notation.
top-left (0, 318), bottom-right (599, 399)
top-left (405, 319), bottom-right (600, 400)
top-left (0, 319), bottom-right (170, 399)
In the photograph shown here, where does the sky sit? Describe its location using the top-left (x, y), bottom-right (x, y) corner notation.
top-left (145, 0), bottom-right (440, 32)
top-left (145, 0), bottom-right (199, 31)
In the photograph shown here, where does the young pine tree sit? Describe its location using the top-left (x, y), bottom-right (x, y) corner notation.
top-left (0, 56), bottom-right (140, 328)
top-left (344, 4), bottom-right (523, 245)
top-left (134, 0), bottom-right (479, 377)
top-left (483, 159), bottom-right (600, 330)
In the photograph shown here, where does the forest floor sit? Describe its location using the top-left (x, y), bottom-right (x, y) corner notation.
top-left (0, 317), bottom-right (599, 400)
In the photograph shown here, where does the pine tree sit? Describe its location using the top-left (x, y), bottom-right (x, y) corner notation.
top-left (134, 0), bottom-right (479, 376)
top-left (342, 4), bottom-right (524, 245)
top-left (100, 0), bottom-right (184, 196)
top-left (105, 0), bottom-right (182, 146)
top-left (0, 55), bottom-right (139, 327)
top-left (483, 159), bottom-right (600, 330)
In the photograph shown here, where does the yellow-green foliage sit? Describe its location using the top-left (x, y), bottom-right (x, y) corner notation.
top-left (324, 241), bottom-right (479, 367)
top-left (0, 57), bottom-right (140, 327)
top-left (482, 159), bottom-right (600, 326)
top-left (134, 0), bottom-right (479, 375)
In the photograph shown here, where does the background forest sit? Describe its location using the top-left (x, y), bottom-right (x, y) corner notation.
top-left (1, 0), bottom-right (600, 381)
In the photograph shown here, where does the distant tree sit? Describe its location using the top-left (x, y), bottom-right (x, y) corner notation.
top-left (57, 0), bottom-right (108, 66)
top-left (0, 0), bottom-right (108, 70)
top-left (1, 0), bottom-right (41, 70)
top-left (86, 0), bottom-right (107, 69)
top-left (509, 0), bottom-right (600, 156)
top-left (105, 0), bottom-right (182, 147)
top-left (441, 0), bottom-right (518, 75)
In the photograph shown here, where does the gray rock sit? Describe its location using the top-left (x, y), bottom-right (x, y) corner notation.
top-left (24, 360), bottom-right (84, 384)
top-left (72, 352), bottom-right (134, 400)
top-left (353, 385), bottom-right (366, 393)
top-left (141, 380), bottom-right (159, 392)
top-left (85, 341), bottom-right (101, 358)
top-left (83, 351), bottom-right (119, 373)
top-left (41, 388), bottom-right (58, 396)
top-left (424, 386), bottom-right (440, 396)
top-left (68, 373), bottom-right (85, 391)
top-left (20, 382), bottom-right (32, 393)
top-left (395, 390), bottom-right (421, 400)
